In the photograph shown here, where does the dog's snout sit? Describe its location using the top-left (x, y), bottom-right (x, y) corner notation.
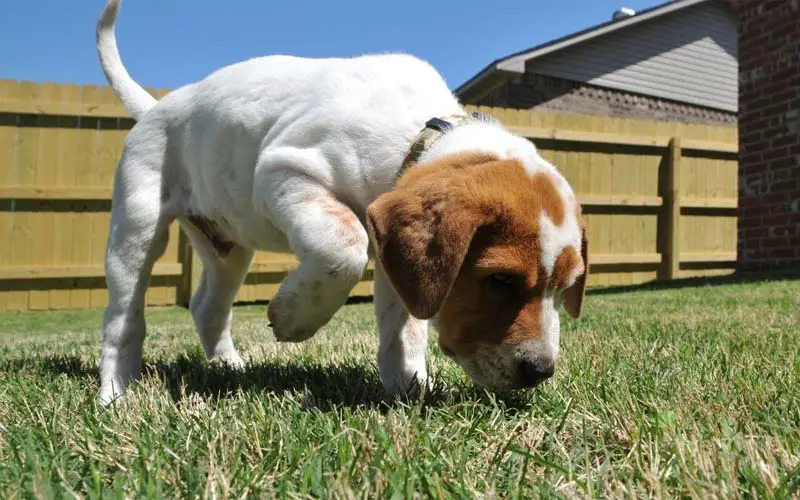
top-left (517, 359), bottom-right (554, 387)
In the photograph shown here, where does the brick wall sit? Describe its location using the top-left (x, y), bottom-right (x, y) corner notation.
top-left (735, 0), bottom-right (800, 270)
top-left (473, 73), bottom-right (737, 126)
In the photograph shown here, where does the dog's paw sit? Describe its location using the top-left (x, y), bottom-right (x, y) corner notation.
top-left (97, 380), bottom-right (127, 407)
top-left (267, 290), bottom-right (328, 342)
top-left (380, 367), bottom-right (430, 397)
top-left (209, 351), bottom-right (246, 370)
top-left (268, 312), bottom-right (319, 342)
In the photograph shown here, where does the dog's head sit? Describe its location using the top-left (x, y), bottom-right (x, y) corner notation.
top-left (366, 127), bottom-right (587, 391)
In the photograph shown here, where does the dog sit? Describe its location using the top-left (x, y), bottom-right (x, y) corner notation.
top-left (95, 0), bottom-right (588, 405)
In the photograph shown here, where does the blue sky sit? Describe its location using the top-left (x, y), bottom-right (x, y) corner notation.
top-left (1, 0), bottom-right (663, 92)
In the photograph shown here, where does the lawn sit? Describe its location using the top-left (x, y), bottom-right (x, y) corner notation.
top-left (1, 275), bottom-right (798, 498)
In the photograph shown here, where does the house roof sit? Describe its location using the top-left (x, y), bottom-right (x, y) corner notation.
top-left (455, 0), bottom-right (714, 97)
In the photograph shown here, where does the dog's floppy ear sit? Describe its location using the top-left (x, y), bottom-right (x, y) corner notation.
top-left (562, 224), bottom-right (588, 319)
top-left (366, 185), bottom-right (482, 319)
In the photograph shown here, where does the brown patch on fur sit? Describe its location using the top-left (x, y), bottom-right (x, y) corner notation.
top-left (318, 197), bottom-right (362, 248)
top-left (550, 246), bottom-right (581, 290)
top-left (368, 152), bottom-right (584, 359)
top-left (530, 172), bottom-right (565, 226)
top-left (562, 224), bottom-right (588, 319)
top-left (436, 246), bottom-right (548, 358)
top-left (367, 153), bottom-right (503, 319)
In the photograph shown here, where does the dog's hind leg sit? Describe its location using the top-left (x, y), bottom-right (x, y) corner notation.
top-left (180, 219), bottom-right (253, 367)
top-left (253, 148), bottom-right (370, 342)
top-left (98, 152), bottom-right (173, 406)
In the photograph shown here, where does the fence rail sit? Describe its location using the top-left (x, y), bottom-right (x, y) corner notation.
top-left (0, 80), bottom-right (738, 310)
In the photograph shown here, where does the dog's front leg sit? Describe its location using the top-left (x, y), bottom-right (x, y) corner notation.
top-left (253, 148), bottom-right (370, 342)
top-left (373, 264), bottom-right (429, 395)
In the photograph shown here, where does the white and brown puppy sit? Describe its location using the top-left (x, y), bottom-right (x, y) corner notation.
top-left (95, 0), bottom-right (588, 405)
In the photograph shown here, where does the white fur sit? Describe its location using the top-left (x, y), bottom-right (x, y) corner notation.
top-left (96, 0), bottom-right (156, 119)
top-left (95, 0), bottom-right (580, 404)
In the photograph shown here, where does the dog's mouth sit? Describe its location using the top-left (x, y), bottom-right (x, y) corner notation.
top-left (445, 342), bottom-right (558, 391)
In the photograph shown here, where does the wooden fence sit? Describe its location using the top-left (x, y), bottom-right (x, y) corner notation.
top-left (0, 80), bottom-right (738, 311)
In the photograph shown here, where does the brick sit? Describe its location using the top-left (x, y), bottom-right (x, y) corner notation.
top-left (759, 126), bottom-right (786, 138)
top-left (771, 203), bottom-right (791, 215)
top-left (770, 67), bottom-right (800, 84)
top-left (744, 237), bottom-right (764, 249)
top-left (740, 227), bottom-right (769, 239)
top-left (743, 94), bottom-right (772, 112)
top-left (768, 114), bottom-right (788, 128)
top-left (740, 152), bottom-right (763, 165)
top-left (741, 172), bottom-right (768, 185)
top-left (742, 203), bottom-right (772, 216)
top-left (773, 167), bottom-right (796, 180)
top-left (741, 118), bottom-right (770, 135)
top-left (738, 195), bottom-right (767, 208)
top-left (741, 180), bottom-right (769, 192)
top-left (760, 77), bottom-right (791, 95)
top-left (770, 157), bottom-right (799, 170)
top-left (771, 135), bottom-right (800, 149)
top-left (739, 216), bottom-right (764, 230)
top-left (762, 102), bottom-right (790, 119)
top-left (771, 21), bottom-right (800, 41)
top-left (770, 88), bottom-right (797, 104)
top-left (742, 119), bottom-right (770, 135)
top-left (763, 237), bottom-right (790, 249)
top-left (763, 147), bottom-right (789, 160)
top-left (766, 248), bottom-right (797, 259)
top-left (739, 46), bottom-right (765, 65)
top-left (740, 168), bottom-right (768, 181)
top-left (742, 249), bottom-right (767, 261)
top-left (739, 107), bottom-right (763, 122)
top-left (770, 225), bottom-right (797, 237)
top-left (743, 15), bottom-right (773, 34)
top-left (772, 137), bottom-right (800, 152)
top-left (771, 179), bottom-right (799, 192)
top-left (742, 138), bottom-right (769, 152)
top-left (763, 214), bottom-right (790, 226)
top-left (761, 193), bottom-right (789, 204)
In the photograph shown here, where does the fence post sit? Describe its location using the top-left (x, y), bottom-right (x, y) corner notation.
top-left (176, 229), bottom-right (193, 308)
top-left (660, 137), bottom-right (682, 280)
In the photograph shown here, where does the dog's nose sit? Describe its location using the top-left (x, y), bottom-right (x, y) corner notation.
top-left (518, 359), bottom-right (555, 387)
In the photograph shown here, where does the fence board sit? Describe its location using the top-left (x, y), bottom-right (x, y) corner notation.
top-left (0, 85), bottom-right (739, 310)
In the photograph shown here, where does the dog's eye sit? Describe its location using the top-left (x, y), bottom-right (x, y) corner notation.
top-left (490, 272), bottom-right (517, 285)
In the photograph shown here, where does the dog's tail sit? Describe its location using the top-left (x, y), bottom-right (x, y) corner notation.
top-left (96, 0), bottom-right (157, 121)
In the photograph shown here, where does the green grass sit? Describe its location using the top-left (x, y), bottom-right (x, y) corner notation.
top-left (1, 276), bottom-right (799, 498)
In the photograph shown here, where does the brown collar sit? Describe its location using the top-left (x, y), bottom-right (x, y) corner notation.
top-left (398, 113), bottom-right (481, 178)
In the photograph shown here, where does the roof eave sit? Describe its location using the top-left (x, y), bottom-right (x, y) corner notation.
top-left (456, 0), bottom-right (714, 96)
top-left (497, 0), bottom-right (711, 73)
top-left (454, 62), bottom-right (522, 97)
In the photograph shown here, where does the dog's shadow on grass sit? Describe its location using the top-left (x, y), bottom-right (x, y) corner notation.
top-left (148, 353), bottom-right (399, 409)
top-left (18, 353), bottom-right (535, 412)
